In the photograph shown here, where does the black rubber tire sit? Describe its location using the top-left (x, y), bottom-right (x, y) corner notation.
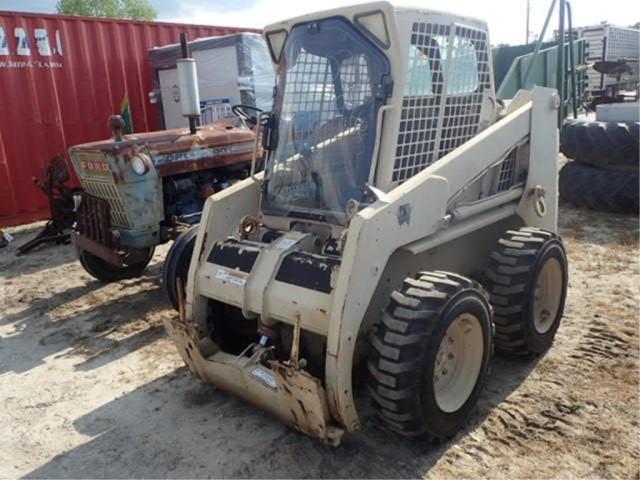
top-left (163, 226), bottom-right (198, 311)
top-left (484, 228), bottom-right (568, 356)
top-left (559, 161), bottom-right (639, 214)
top-left (79, 248), bottom-right (154, 283)
top-left (368, 271), bottom-right (493, 440)
top-left (560, 119), bottom-right (639, 166)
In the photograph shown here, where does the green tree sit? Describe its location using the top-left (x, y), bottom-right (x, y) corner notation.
top-left (56, 0), bottom-right (157, 20)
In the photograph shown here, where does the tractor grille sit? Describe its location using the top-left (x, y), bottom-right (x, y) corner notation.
top-left (77, 193), bottom-right (116, 248)
top-left (80, 180), bottom-right (131, 228)
top-left (74, 151), bottom-right (131, 228)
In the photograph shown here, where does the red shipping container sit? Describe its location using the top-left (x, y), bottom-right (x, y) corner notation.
top-left (0, 11), bottom-right (259, 227)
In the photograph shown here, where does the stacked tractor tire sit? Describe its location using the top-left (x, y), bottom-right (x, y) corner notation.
top-left (559, 119), bottom-right (639, 214)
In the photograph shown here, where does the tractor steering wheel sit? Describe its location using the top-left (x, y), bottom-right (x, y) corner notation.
top-left (232, 104), bottom-right (263, 126)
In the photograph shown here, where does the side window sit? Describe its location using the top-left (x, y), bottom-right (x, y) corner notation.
top-left (405, 45), bottom-right (434, 95)
top-left (404, 31), bottom-right (448, 96)
top-left (404, 35), bottom-right (480, 96)
top-left (393, 23), bottom-right (489, 184)
top-left (393, 24), bottom-right (450, 183)
top-left (446, 36), bottom-right (479, 94)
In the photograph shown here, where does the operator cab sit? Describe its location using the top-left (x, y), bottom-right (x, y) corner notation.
top-left (260, 16), bottom-right (392, 226)
top-left (255, 4), bottom-right (496, 229)
top-left (164, 1), bottom-right (564, 447)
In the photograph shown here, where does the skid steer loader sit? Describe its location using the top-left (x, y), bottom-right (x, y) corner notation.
top-left (163, 1), bottom-right (568, 445)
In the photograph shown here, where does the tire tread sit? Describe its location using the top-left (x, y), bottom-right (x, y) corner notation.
top-left (368, 271), bottom-right (491, 440)
top-left (560, 119), bottom-right (639, 166)
top-left (484, 228), bottom-right (565, 355)
top-left (559, 161), bottom-right (639, 214)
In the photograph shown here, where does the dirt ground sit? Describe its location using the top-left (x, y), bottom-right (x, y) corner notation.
top-left (1, 201), bottom-right (638, 479)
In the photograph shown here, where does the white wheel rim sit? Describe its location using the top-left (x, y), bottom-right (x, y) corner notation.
top-left (433, 313), bottom-right (484, 413)
top-left (533, 257), bottom-right (563, 334)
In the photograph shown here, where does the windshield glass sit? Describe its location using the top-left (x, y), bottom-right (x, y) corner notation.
top-left (262, 17), bottom-right (391, 224)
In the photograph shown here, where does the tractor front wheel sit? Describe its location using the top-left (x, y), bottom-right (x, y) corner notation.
top-left (368, 271), bottom-right (493, 440)
top-left (79, 247), bottom-right (154, 283)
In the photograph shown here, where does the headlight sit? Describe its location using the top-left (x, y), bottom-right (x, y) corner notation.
top-left (130, 154), bottom-right (150, 175)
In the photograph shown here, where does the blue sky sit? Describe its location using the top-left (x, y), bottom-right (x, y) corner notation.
top-left (1, 0), bottom-right (638, 45)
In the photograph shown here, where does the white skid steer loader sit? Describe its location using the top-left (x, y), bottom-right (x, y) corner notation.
top-left (163, 1), bottom-right (568, 446)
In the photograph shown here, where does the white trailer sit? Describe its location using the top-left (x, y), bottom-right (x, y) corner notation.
top-left (149, 33), bottom-right (275, 129)
top-left (574, 23), bottom-right (639, 99)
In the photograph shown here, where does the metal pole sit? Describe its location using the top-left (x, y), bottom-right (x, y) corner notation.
top-left (557, 0), bottom-right (566, 125)
top-left (566, 1), bottom-right (578, 118)
top-left (179, 32), bottom-right (190, 57)
top-left (522, 0), bottom-right (558, 87)
top-left (526, 0), bottom-right (531, 44)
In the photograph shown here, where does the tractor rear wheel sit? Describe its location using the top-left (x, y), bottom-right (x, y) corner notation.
top-left (79, 247), bottom-right (154, 283)
top-left (559, 161), bottom-right (639, 214)
top-left (560, 119), bottom-right (639, 166)
top-left (163, 226), bottom-right (198, 311)
top-left (368, 271), bottom-right (493, 440)
top-left (484, 227), bottom-right (568, 356)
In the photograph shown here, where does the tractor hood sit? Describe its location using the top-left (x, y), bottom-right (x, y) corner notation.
top-left (69, 118), bottom-right (256, 177)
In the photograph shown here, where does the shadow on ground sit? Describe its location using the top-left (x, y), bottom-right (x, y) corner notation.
top-left (25, 353), bottom-right (539, 479)
top-left (0, 261), bottom-right (169, 376)
top-left (558, 200), bottom-right (639, 246)
top-left (0, 224), bottom-right (77, 278)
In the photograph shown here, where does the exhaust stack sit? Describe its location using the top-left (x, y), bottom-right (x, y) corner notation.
top-left (177, 32), bottom-right (200, 135)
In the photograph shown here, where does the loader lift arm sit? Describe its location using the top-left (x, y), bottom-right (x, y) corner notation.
top-left (324, 87), bottom-right (559, 428)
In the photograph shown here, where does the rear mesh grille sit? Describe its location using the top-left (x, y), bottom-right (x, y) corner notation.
top-left (393, 22), bottom-right (491, 184)
top-left (80, 180), bottom-right (131, 228)
top-left (496, 152), bottom-right (517, 192)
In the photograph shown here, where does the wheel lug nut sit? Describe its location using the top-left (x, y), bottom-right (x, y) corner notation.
top-left (442, 369), bottom-right (448, 375)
